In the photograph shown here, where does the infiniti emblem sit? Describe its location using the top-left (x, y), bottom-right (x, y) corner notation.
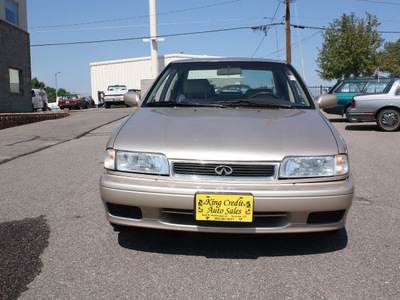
top-left (215, 165), bottom-right (233, 176)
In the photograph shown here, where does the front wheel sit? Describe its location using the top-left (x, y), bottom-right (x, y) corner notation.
top-left (105, 103), bottom-right (111, 109)
top-left (377, 109), bottom-right (400, 131)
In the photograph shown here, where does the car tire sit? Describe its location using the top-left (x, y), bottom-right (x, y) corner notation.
top-left (377, 109), bottom-right (400, 132)
top-left (105, 103), bottom-right (110, 109)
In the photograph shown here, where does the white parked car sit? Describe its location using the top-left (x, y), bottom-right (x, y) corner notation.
top-left (347, 79), bottom-right (400, 131)
top-left (32, 89), bottom-right (48, 111)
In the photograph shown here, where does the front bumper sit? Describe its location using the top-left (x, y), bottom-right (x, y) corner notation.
top-left (104, 96), bottom-right (125, 103)
top-left (100, 171), bottom-right (354, 233)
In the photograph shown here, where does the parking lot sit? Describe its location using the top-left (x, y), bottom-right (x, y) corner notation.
top-left (0, 108), bottom-right (399, 299)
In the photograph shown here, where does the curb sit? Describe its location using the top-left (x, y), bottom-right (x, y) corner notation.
top-left (0, 110), bottom-right (70, 130)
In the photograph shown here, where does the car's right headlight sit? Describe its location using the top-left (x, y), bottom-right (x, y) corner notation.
top-left (279, 155), bottom-right (349, 178)
top-left (104, 149), bottom-right (169, 175)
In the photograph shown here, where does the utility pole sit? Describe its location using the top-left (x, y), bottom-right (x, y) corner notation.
top-left (285, 0), bottom-right (291, 63)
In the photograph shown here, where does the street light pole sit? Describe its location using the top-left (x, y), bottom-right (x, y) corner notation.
top-left (55, 72), bottom-right (61, 102)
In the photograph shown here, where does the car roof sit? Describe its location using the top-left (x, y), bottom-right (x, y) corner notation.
top-left (339, 77), bottom-right (392, 82)
top-left (170, 58), bottom-right (289, 65)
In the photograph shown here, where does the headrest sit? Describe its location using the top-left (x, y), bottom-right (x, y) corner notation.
top-left (182, 79), bottom-right (212, 95)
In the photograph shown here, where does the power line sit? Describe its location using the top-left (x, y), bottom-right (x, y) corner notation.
top-left (30, 18), bottom-right (263, 33)
top-left (31, 25), bottom-right (280, 47)
top-left (357, 0), bottom-right (400, 5)
top-left (30, 23), bottom-right (400, 48)
top-left (29, 0), bottom-right (243, 29)
top-left (251, 1), bottom-right (282, 58)
top-left (263, 30), bottom-right (321, 58)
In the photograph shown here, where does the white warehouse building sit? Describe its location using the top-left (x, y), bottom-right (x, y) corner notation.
top-left (90, 53), bottom-right (218, 105)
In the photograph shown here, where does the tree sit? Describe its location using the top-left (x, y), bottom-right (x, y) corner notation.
top-left (379, 39), bottom-right (400, 77)
top-left (317, 13), bottom-right (383, 80)
top-left (31, 78), bottom-right (69, 102)
top-left (57, 88), bottom-right (68, 98)
top-left (44, 87), bottom-right (56, 102)
top-left (31, 77), bottom-right (46, 89)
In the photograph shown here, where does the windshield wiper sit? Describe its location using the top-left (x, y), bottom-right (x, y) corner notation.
top-left (212, 100), bottom-right (296, 109)
top-left (146, 101), bottom-right (226, 108)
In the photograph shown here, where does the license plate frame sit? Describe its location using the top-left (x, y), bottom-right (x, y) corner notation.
top-left (195, 193), bottom-right (253, 222)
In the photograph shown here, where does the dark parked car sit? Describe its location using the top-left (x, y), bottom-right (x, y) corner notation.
top-left (59, 94), bottom-right (87, 110)
top-left (323, 77), bottom-right (392, 121)
top-left (84, 97), bottom-right (95, 108)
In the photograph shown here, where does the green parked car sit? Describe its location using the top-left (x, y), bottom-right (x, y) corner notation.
top-left (323, 77), bottom-right (392, 121)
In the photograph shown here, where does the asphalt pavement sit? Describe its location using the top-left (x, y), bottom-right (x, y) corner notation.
top-left (0, 108), bottom-right (131, 165)
top-left (0, 109), bottom-right (399, 299)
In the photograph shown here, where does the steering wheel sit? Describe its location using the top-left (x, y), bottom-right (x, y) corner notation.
top-left (249, 92), bottom-right (280, 100)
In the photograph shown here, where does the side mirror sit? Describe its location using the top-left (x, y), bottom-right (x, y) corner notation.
top-left (124, 92), bottom-right (140, 108)
top-left (317, 94), bottom-right (338, 109)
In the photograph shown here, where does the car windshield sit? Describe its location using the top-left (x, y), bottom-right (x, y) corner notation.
top-left (143, 61), bottom-right (314, 109)
top-left (62, 94), bottom-right (77, 99)
top-left (108, 85), bottom-right (127, 91)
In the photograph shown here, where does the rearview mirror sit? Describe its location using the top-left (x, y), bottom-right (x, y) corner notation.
top-left (217, 67), bottom-right (242, 76)
top-left (317, 94), bottom-right (338, 109)
top-left (124, 92), bottom-right (140, 108)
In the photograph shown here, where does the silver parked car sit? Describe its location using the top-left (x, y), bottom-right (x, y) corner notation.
top-left (100, 58), bottom-right (354, 234)
top-left (347, 79), bottom-right (400, 131)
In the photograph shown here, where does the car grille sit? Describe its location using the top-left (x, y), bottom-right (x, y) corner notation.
top-left (172, 162), bottom-right (277, 179)
top-left (161, 209), bottom-right (288, 228)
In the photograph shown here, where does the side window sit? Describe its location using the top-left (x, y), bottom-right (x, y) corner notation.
top-left (164, 73), bottom-right (179, 101)
top-left (336, 82), bottom-right (366, 93)
top-left (147, 69), bottom-right (178, 102)
top-left (395, 88), bottom-right (400, 96)
top-left (364, 82), bottom-right (387, 94)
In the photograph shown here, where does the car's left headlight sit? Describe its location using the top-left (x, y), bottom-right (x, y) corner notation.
top-left (279, 155), bottom-right (349, 178)
top-left (104, 150), bottom-right (169, 175)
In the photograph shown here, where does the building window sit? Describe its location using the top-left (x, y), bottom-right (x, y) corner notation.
top-left (9, 68), bottom-right (23, 94)
top-left (5, 0), bottom-right (19, 26)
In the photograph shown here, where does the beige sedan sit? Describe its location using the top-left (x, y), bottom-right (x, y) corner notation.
top-left (100, 58), bottom-right (354, 234)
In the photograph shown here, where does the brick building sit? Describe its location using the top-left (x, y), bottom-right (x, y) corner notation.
top-left (0, 0), bottom-right (32, 113)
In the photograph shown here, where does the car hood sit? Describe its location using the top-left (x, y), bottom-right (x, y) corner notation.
top-left (112, 107), bottom-right (339, 161)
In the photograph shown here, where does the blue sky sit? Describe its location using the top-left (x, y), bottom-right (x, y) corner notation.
top-left (28, 0), bottom-right (400, 96)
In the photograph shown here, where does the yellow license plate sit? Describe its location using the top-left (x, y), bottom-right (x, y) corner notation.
top-left (195, 194), bottom-right (253, 222)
